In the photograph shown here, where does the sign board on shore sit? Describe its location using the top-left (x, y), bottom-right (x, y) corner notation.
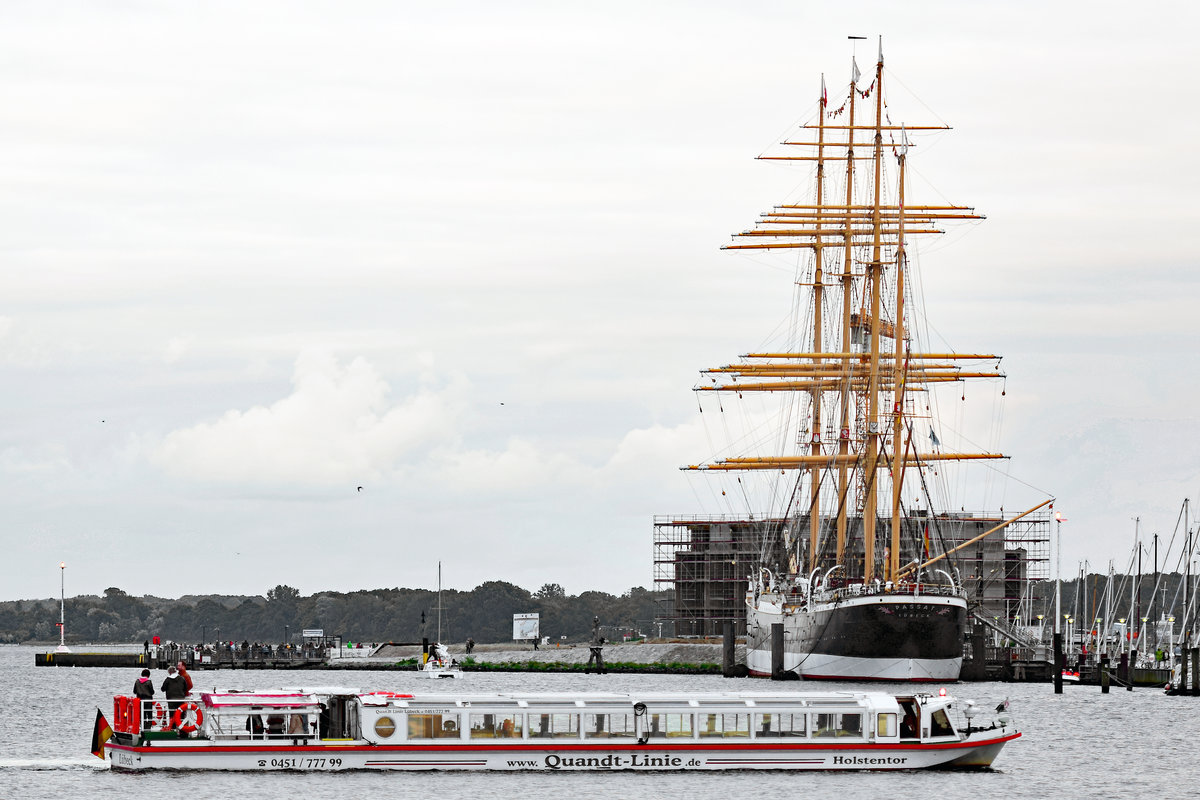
top-left (512, 613), bottom-right (540, 641)
top-left (302, 629), bottom-right (324, 639)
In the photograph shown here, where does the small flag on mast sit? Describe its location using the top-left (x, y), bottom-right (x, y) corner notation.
top-left (851, 57), bottom-right (861, 85)
top-left (90, 708), bottom-right (113, 760)
top-left (821, 74), bottom-right (827, 106)
top-left (929, 428), bottom-right (941, 447)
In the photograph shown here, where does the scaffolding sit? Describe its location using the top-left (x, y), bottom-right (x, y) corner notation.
top-left (654, 511), bottom-right (1051, 636)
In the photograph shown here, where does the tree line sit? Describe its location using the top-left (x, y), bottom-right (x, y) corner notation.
top-left (0, 582), bottom-right (670, 646)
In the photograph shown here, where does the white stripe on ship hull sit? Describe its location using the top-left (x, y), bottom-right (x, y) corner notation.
top-left (745, 649), bottom-right (961, 681)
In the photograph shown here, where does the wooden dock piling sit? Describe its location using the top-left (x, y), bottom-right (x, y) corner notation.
top-left (1053, 633), bottom-right (1062, 694)
top-left (770, 623), bottom-right (784, 679)
top-left (721, 623), bottom-right (735, 677)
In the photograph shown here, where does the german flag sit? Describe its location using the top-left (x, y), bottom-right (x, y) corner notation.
top-left (90, 709), bottom-right (113, 760)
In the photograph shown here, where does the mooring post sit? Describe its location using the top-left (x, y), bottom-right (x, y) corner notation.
top-left (1100, 653), bottom-right (1109, 693)
top-left (970, 626), bottom-right (986, 681)
top-left (770, 623), bottom-right (784, 679)
top-left (1053, 633), bottom-right (1063, 694)
top-left (722, 622), bottom-right (735, 677)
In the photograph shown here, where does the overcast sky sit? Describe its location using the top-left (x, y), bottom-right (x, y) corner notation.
top-left (3, 1), bottom-right (1198, 601)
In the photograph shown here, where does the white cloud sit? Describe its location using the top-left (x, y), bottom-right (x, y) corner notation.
top-left (150, 351), bottom-right (464, 487)
top-left (163, 336), bottom-right (192, 364)
top-left (430, 438), bottom-right (586, 494)
top-left (0, 444), bottom-right (72, 476)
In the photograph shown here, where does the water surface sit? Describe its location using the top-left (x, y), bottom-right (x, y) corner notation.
top-left (0, 644), bottom-right (1188, 799)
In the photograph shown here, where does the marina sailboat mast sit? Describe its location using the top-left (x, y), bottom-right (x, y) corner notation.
top-left (686, 39), bottom-right (1007, 585)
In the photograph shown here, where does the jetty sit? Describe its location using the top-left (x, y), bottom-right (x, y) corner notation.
top-left (37, 643), bottom-right (330, 670)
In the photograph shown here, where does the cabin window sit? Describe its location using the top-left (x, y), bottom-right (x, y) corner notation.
top-left (469, 713), bottom-right (523, 739)
top-left (813, 712), bottom-right (863, 738)
top-left (646, 713), bottom-right (693, 738)
top-left (528, 713), bottom-right (579, 739)
top-left (407, 713), bottom-right (461, 739)
top-left (374, 716), bottom-right (397, 739)
top-left (876, 713), bottom-right (897, 738)
top-left (929, 709), bottom-right (954, 737)
top-left (755, 712), bottom-right (807, 738)
top-left (698, 713), bottom-right (750, 738)
top-left (583, 713), bottom-right (635, 738)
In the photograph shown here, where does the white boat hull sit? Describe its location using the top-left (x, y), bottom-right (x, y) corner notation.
top-left (107, 732), bottom-right (1017, 772)
top-left (416, 668), bottom-right (463, 679)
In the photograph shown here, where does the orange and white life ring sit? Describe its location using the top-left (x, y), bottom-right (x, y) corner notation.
top-left (172, 701), bottom-right (204, 733)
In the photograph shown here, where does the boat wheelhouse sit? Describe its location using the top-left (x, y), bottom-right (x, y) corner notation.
top-left (102, 687), bottom-right (1018, 771)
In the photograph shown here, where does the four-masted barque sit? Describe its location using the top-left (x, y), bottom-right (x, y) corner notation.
top-left (686, 39), bottom-right (1052, 681)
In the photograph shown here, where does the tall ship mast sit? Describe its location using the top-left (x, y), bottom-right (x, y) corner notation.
top-left (675, 40), bottom-right (1052, 681)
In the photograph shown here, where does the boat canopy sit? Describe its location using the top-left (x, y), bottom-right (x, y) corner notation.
top-left (199, 692), bottom-right (321, 709)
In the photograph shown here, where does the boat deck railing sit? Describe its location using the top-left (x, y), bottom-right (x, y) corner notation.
top-left (810, 581), bottom-right (960, 604)
top-left (112, 696), bottom-right (320, 741)
top-left (206, 708), bottom-right (318, 741)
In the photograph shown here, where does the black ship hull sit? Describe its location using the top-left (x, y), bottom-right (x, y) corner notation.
top-left (746, 591), bottom-right (967, 681)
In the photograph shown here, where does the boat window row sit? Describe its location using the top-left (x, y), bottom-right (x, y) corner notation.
top-left (384, 710), bottom-right (877, 740)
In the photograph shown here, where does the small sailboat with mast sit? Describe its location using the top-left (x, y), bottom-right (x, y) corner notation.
top-left (687, 38), bottom-right (1053, 681)
top-left (419, 561), bottom-right (462, 679)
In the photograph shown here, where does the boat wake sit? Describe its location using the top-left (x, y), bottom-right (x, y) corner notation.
top-left (0, 757), bottom-right (103, 771)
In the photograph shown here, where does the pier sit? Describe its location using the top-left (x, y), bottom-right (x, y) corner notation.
top-left (37, 643), bottom-right (330, 670)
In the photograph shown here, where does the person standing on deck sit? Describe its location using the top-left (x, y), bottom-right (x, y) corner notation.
top-left (133, 668), bottom-right (155, 727)
top-left (161, 665), bottom-right (189, 726)
top-left (586, 616), bottom-right (606, 673)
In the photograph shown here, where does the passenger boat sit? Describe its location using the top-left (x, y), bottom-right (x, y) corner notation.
top-left (99, 687), bottom-right (1018, 771)
top-left (675, 37), bottom-right (1053, 681)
